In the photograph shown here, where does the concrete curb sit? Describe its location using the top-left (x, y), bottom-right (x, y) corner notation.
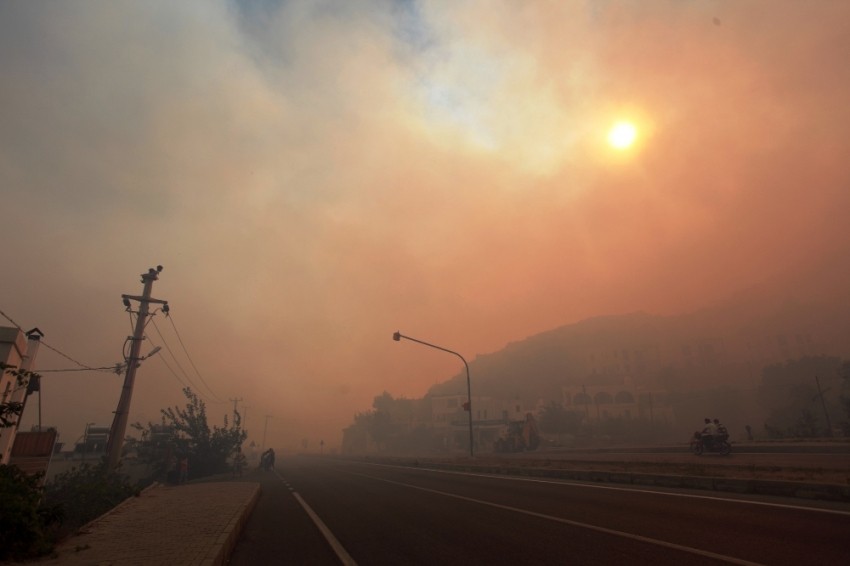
top-left (203, 483), bottom-right (262, 566)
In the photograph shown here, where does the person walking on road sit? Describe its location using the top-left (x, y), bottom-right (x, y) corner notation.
top-left (260, 448), bottom-right (275, 471)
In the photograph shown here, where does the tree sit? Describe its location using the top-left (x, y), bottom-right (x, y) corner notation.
top-left (0, 362), bottom-right (38, 428)
top-left (0, 465), bottom-right (62, 561)
top-left (341, 411), bottom-right (375, 454)
top-left (537, 401), bottom-right (582, 439)
top-left (126, 421), bottom-right (177, 482)
top-left (341, 394), bottom-right (435, 454)
top-left (1, 361), bottom-right (83, 559)
top-left (0, 360), bottom-right (133, 560)
top-left (44, 461), bottom-right (136, 539)
top-left (791, 409), bottom-right (820, 438)
top-left (134, 387), bottom-right (246, 479)
top-left (758, 356), bottom-right (843, 437)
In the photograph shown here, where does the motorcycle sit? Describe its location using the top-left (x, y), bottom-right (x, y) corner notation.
top-left (690, 431), bottom-right (731, 455)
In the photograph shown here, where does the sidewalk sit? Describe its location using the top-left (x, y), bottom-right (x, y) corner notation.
top-left (32, 480), bottom-right (260, 566)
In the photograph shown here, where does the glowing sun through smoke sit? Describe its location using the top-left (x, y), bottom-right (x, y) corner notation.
top-left (607, 121), bottom-right (638, 149)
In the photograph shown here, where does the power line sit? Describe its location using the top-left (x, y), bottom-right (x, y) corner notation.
top-left (146, 337), bottom-right (191, 390)
top-left (38, 366), bottom-right (116, 373)
top-left (149, 318), bottom-right (207, 399)
top-left (40, 342), bottom-right (101, 370)
top-left (1, 307), bottom-right (102, 370)
top-left (166, 314), bottom-right (224, 403)
top-left (0, 308), bottom-right (24, 330)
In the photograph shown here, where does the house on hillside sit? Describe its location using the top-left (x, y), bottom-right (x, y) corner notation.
top-left (430, 394), bottom-right (544, 452)
top-left (561, 381), bottom-right (675, 425)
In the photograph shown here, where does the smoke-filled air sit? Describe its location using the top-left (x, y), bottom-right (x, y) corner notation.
top-left (2, 1), bottom-right (849, 452)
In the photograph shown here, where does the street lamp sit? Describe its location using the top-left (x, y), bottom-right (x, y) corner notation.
top-left (392, 331), bottom-right (474, 458)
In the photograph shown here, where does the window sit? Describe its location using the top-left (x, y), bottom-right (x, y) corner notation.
top-left (595, 392), bottom-right (613, 404)
top-left (615, 391), bottom-right (634, 404)
top-left (573, 393), bottom-right (591, 404)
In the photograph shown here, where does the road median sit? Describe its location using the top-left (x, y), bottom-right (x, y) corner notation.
top-left (359, 454), bottom-right (850, 502)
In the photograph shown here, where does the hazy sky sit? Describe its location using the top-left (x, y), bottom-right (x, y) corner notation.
top-left (2, 1), bottom-right (849, 451)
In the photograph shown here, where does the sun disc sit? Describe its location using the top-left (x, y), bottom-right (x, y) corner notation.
top-left (608, 122), bottom-right (637, 149)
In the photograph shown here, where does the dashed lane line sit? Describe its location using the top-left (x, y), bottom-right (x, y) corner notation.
top-left (350, 470), bottom-right (763, 566)
top-left (274, 468), bottom-right (358, 566)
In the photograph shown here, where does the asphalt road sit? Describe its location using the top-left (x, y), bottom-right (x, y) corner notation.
top-left (229, 456), bottom-right (850, 565)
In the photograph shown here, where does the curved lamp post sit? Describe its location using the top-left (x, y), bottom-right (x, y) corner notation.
top-left (393, 331), bottom-right (473, 458)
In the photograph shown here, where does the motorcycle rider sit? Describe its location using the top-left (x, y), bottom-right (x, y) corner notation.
top-left (713, 418), bottom-right (728, 442)
top-left (701, 418), bottom-right (717, 448)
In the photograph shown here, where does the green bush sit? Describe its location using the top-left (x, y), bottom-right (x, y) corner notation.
top-left (0, 464), bottom-right (63, 561)
top-left (44, 461), bottom-right (140, 539)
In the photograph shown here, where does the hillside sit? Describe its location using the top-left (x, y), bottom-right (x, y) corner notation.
top-left (426, 294), bottom-right (850, 403)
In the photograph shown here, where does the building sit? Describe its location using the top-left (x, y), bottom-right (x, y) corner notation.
top-left (561, 381), bottom-right (675, 425)
top-left (0, 326), bottom-right (40, 464)
top-left (430, 394), bottom-right (543, 452)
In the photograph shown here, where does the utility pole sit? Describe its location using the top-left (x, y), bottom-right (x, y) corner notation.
top-left (241, 405), bottom-right (249, 432)
top-left (106, 266), bottom-right (168, 470)
top-left (814, 375), bottom-right (834, 437)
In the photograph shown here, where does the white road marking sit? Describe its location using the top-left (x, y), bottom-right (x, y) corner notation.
top-left (274, 469), bottom-right (358, 566)
top-left (352, 471), bottom-right (763, 566)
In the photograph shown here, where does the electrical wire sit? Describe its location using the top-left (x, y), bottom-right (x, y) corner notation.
top-left (39, 342), bottom-right (101, 370)
top-left (149, 318), bottom-right (210, 401)
top-left (1, 307), bottom-right (105, 370)
top-left (2, 306), bottom-right (227, 404)
top-left (144, 336), bottom-right (191, 390)
top-left (38, 366), bottom-right (116, 373)
top-left (166, 314), bottom-right (225, 403)
top-left (0, 308), bottom-right (24, 330)
top-left (126, 308), bottom-right (211, 399)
